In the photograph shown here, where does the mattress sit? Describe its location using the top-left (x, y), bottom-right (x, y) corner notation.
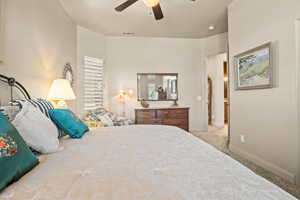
top-left (0, 125), bottom-right (297, 200)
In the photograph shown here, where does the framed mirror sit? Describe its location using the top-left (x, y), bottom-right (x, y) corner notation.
top-left (63, 63), bottom-right (74, 87)
top-left (137, 73), bottom-right (178, 101)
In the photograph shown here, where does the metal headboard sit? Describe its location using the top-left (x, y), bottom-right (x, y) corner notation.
top-left (0, 74), bottom-right (31, 102)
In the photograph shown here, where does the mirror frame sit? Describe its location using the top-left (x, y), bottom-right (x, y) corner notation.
top-left (137, 73), bottom-right (178, 102)
top-left (63, 63), bottom-right (74, 88)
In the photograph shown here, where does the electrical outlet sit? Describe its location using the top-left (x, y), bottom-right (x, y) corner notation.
top-left (240, 135), bottom-right (246, 143)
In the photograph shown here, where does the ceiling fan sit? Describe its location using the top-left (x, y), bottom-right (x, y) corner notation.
top-left (115, 0), bottom-right (164, 20)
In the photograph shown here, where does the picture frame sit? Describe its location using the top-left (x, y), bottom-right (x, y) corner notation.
top-left (234, 42), bottom-right (273, 90)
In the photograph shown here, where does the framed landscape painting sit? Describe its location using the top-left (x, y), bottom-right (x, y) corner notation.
top-left (234, 43), bottom-right (272, 90)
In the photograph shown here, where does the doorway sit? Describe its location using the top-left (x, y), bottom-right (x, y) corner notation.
top-left (205, 53), bottom-right (229, 146)
top-left (224, 61), bottom-right (229, 124)
top-left (208, 76), bottom-right (212, 125)
top-left (192, 53), bottom-right (230, 151)
top-left (208, 69), bottom-right (228, 126)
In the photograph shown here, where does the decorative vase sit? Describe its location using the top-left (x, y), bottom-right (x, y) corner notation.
top-left (141, 100), bottom-right (149, 108)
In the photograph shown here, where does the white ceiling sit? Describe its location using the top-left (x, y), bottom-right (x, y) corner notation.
top-left (59, 0), bottom-right (233, 38)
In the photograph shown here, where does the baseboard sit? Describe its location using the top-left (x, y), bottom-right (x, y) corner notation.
top-left (230, 145), bottom-right (296, 184)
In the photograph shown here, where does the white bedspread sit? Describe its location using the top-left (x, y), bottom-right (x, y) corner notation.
top-left (0, 125), bottom-right (297, 200)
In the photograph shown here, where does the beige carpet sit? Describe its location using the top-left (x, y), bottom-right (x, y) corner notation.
top-left (192, 127), bottom-right (300, 199)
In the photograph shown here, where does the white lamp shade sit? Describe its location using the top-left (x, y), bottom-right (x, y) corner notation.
top-left (47, 79), bottom-right (76, 101)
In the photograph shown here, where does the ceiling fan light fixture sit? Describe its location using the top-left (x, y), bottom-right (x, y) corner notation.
top-left (142, 0), bottom-right (160, 7)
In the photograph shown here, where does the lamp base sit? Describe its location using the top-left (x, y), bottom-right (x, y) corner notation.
top-left (51, 100), bottom-right (68, 109)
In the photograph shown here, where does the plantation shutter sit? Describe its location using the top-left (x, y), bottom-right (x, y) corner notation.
top-left (84, 56), bottom-right (104, 111)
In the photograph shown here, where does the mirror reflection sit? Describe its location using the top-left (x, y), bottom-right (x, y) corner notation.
top-left (137, 73), bottom-right (178, 101)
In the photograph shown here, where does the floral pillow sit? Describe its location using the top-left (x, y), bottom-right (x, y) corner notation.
top-left (113, 116), bottom-right (134, 126)
top-left (0, 135), bottom-right (18, 158)
top-left (98, 113), bottom-right (114, 127)
top-left (0, 113), bottom-right (39, 192)
top-left (83, 108), bottom-right (134, 127)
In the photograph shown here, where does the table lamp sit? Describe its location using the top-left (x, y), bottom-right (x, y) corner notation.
top-left (47, 79), bottom-right (76, 109)
top-left (119, 89), bottom-right (133, 117)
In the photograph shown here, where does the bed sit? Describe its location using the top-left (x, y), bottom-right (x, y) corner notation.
top-left (0, 74), bottom-right (297, 199)
top-left (0, 125), bottom-right (296, 200)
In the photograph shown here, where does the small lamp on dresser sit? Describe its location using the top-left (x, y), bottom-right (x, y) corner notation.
top-left (47, 79), bottom-right (76, 109)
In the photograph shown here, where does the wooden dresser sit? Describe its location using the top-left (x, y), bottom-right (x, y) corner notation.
top-left (135, 107), bottom-right (189, 132)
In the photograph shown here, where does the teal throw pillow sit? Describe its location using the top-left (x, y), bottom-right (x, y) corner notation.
top-left (49, 109), bottom-right (89, 139)
top-left (0, 113), bottom-right (39, 192)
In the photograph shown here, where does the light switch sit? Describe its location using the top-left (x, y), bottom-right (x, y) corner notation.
top-left (240, 135), bottom-right (246, 143)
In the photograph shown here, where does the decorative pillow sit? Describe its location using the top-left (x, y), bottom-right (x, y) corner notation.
top-left (0, 106), bottom-right (20, 121)
top-left (98, 113), bottom-right (114, 127)
top-left (12, 102), bottom-right (62, 154)
top-left (83, 108), bottom-right (134, 127)
top-left (0, 107), bottom-right (9, 119)
top-left (49, 109), bottom-right (89, 139)
top-left (114, 116), bottom-right (134, 126)
top-left (0, 113), bottom-right (39, 192)
top-left (14, 99), bottom-right (53, 118)
top-left (14, 99), bottom-right (66, 138)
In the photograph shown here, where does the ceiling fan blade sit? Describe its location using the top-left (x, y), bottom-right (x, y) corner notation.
top-left (152, 3), bottom-right (164, 20)
top-left (115, 0), bottom-right (139, 12)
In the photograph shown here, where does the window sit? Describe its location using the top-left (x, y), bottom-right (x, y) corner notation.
top-left (83, 56), bottom-right (104, 111)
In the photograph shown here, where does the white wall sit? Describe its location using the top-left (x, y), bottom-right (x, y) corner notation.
top-left (0, 0), bottom-right (4, 61)
top-left (228, 0), bottom-right (300, 183)
top-left (76, 26), bottom-right (106, 116)
top-left (0, 0), bottom-right (76, 109)
top-left (105, 33), bottom-right (227, 131)
top-left (205, 33), bottom-right (228, 57)
top-left (106, 37), bottom-right (204, 131)
top-left (206, 53), bottom-right (227, 128)
top-left (297, 19), bottom-right (300, 184)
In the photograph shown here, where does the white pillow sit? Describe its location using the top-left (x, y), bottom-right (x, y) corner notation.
top-left (12, 102), bottom-right (62, 154)
top-left (98, 113), bottom-right (114, 126)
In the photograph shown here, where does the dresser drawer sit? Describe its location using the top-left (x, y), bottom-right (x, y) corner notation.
top-left (136, 119), bottom-right (162, 124)
top-left (162, 119), bottom-right (187, 126)
top-left (157, 109), bottom-right (188, 119)
top-left (135, 108), bottom-right (189, 132)
top-left (136, 110), bottom-right (156, 119)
